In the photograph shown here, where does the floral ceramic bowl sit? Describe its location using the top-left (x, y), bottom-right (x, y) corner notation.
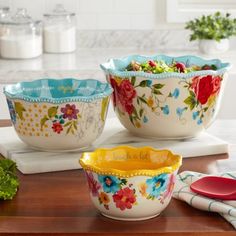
top-left (100, 55), bottom-right (231, 138)
top-left (79, 146), bottom-right (182, 221)
top-left (4, 78), bottom-right (112, 151)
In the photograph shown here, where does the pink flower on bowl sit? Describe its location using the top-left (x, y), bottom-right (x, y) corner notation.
top-left (85, 171), bottom-right (101, 197)
top-left (163, 173), bottom-right (176, 200)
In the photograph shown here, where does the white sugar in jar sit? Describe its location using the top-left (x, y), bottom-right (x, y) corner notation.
top-left (0, 8), bottom-right (42, 59)
top-left (0, 35), bottom-right (42, 59)
top-left (43, 4), bottom-right (76, 53)
top-left (43, 25), bottom-right (76, 53)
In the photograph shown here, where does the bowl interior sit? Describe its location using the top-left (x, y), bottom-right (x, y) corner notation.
top-left (80, 146), bottom-right (182, 177)
top-left (4, 78), bottom-right (112, 100)
top-left (100, 55), bottom-right (231, 79)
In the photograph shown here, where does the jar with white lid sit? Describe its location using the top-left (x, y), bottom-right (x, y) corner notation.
top-left (43, 4), bottom-right (76, 53)
top-left (0, 8), bottom-right (42, 59)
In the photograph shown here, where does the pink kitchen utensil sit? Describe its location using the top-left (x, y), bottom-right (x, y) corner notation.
top-left (190, 176), bottom-right (236, 200)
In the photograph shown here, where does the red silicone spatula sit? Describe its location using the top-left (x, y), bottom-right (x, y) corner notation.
top-left (190, 176), bottom-right (236, 200)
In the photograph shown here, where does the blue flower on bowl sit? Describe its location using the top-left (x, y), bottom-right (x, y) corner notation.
top-left (98, 175), bottom-right (121, 193)
top-left (146, 174), bottom-right (168, 199)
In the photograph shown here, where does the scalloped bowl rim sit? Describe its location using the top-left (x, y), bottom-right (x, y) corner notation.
top-left (79, 146), bottom-right (182, 178)
top-left (4, 78), bottom-right (113, 104)
top-left (100, 54), bottom-right (231, 79)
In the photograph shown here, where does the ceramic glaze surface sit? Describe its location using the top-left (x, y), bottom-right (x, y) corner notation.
top-left (80, 146), bottom-right (182, 221)
top-left (101, 55), bottom-right (231, 138)
top-left (85, 171), bottom-right (175, 220)
top-left (4, 78), bottom-right (112, 151)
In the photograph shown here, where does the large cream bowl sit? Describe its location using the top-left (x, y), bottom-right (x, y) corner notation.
top-left (4, 78), bottom-right (112, 151)
top-left (100, 55), bottom-right (231, 139)
top-left (80, 146), bottom-right (182, 221)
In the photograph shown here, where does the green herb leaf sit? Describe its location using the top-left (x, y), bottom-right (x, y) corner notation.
top-left (0, 159), bottom-right (19, 200)
top-left (185, 12), bottom-right (236, 41)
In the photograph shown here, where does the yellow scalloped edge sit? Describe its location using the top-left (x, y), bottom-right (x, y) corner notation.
top-left (79, 146), bottom-right (182, 177)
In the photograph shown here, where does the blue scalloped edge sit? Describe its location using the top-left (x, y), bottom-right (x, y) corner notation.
top-left (100, 54), bottom-right (231, 79)
top-left (4, 78), bottom-right (113, 104)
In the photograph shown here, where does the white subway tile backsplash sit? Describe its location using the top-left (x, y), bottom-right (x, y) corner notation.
top-left (97, 13), bottom-right (131, 30)
top-left (130, 13), bottom-right (157, 29)
top-left (78, 0), bottom-right (113, 13)
top-left (77, 13), bottom-right (98, 30)
top-left (113, 0), bottom-right (156, 13)
top-left (0, 0), bottom-right (12, 7)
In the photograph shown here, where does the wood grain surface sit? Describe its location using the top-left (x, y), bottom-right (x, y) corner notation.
top-left (0, 120), bottom-right (235, 236)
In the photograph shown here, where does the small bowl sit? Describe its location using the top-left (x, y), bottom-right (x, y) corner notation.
top-left (4, 78), bottom-right (112, 151)
top-left (79, 146), bottom-right (182, 221)
top-left (100, 55), bottom-right (231, 139)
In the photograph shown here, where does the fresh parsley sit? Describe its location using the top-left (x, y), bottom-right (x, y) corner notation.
top-left (0, 159), bottom-right (19, 200)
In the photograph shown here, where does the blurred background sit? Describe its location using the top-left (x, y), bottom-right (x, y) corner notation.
top-left (0, 0), bottom-right (235, 30)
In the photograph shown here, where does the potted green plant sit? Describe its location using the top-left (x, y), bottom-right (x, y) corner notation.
top-left (185, 12), bottom-right (236, 54)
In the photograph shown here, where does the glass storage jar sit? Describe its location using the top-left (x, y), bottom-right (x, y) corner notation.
top-left (0, 6), bottom-right (10, 38)
top-left (0, 8), bottom-right (42, 59)
top-left (43, 4), bottom-right (76, 53)
top-left (0, 6), bottom-right (10, 20)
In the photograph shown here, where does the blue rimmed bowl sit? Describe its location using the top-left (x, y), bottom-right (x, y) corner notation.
top-left (4, 78), bottom-right (112, 151)
top-left (101, 55), bottom-right (231, 139)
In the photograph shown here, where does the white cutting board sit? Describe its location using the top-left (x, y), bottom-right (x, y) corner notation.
top-left (0, 118), bottom-right (228, 174)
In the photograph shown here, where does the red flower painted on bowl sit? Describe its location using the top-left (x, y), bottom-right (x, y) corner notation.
top-left (194, 75), bottom-right (214, 105)
top-left (85, 171), bottom-right (101, 197)
top-left (119, 80), bottom-right (136, 115)
top-left (61, 104), bottom-right (79, 120)
top-left (119, 79), bottom-right (136, 104)
top-left (52, 122), bottom-right (63, 134)
top-left (112, 187), bottom-right (136, 211)
top-left (110, 78), bottom-right (136, 115)
top-left (212, 76), bottom-right (222, 95)
top-left (190, 76), bottom-right (200, 90)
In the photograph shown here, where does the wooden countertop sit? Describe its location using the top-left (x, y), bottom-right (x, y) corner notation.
top-left (0, 119), bottom-right (236, 236)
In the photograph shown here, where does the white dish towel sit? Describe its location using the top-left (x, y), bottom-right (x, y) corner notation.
top-left (173, 171), bottom-right (236, 229)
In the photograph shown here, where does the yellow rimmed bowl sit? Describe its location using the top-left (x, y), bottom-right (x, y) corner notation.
top-left (79, 146), bottom-right (182, 221)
